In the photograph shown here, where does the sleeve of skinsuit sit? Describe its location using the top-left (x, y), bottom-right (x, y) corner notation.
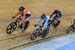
top-left (42, 16), bottom-right (49, 30)
top-left (35, 18), bottom-right (42, 25)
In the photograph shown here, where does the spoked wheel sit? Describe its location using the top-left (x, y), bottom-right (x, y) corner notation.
top-left (6, 22), bottom-right (17, 34)
top-left (66, 25), bottom-right (73, 33)
top-left (30, 28), bottom-right (40, 40)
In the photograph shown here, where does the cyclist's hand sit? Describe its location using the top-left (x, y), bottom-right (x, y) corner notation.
top-left (12, 16), bottom-right (15, 19)
top-left (34, 24), bottom-right (37, 27)
top-left (41, 27), bottom-right (45, 31)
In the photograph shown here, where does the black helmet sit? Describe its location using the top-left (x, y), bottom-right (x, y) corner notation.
top-left (19, 6), bottom-right (25, 11)
top-left (41, 14), bottom-right (46, 19)
top-left (55, 9), bottom-right (59, 12)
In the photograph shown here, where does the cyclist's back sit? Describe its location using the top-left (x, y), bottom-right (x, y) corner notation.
top-left (50, 9), bottom-right (62, 21)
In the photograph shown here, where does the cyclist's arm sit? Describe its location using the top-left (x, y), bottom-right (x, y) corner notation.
top-left (13, 11), bottom-right (20, 18)
top-left (35, 18), bottom-right (42, 25)
top-left (42, 17), bottom-right (49, 30)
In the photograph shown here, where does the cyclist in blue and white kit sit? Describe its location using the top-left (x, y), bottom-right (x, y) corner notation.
top-left (34, 14), bottom-right (51, 37)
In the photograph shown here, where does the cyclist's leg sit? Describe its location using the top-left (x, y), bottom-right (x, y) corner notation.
top-left (23, 14), bottom-right (31, 31)
top-left (24, 21), bottom-right (30, 30)
top-left (41, 23), bottom-right (50, 37)
top-left (18, 20), bottom-right (23, 28)
top-left (41, 26), bottom-right (50, 37)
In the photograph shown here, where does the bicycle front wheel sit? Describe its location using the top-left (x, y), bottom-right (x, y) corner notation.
top-left (30, 28), bottom-right (40, 40)
top-left (6, 22), bottom-right (17, 34)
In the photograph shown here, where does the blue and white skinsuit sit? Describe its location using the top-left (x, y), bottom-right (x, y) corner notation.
top-left (35, 15), bottom-right (51, 30)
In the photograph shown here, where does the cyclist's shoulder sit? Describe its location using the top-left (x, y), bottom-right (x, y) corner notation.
top-left (45, 15), bottom-right (49, 18)
top-left (45, 15), bottom-right (50, 19)
top-left (46, 15), bottom-right (49, 17)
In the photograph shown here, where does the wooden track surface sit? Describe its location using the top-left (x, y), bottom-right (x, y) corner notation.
top-left (0, 0), bottom-right (75, 50)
